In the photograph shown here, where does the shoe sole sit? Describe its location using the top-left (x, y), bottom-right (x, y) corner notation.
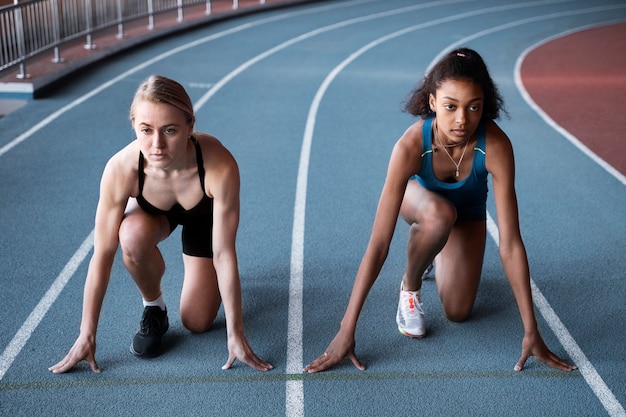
top-left (130, 343), bottom-right (160, 358)
top-left (398, 326), bottom-right (426, 339)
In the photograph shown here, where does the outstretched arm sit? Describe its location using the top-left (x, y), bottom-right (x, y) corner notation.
top-left (49, 154), bottom-right (130, 374)
top-left (487, 123), bottom-right (576, 372)
top-left (305, 125), bottom-right (422, 372)
top-left (206, 138), bottom-right (272, 372)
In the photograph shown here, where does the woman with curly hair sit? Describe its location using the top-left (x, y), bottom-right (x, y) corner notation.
top-left (305, 48), bottom-right (576, 373)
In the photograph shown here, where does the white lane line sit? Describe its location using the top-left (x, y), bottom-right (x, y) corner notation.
top-left (0, 31), bottom-right (246, 159)
top-left (487, 214), bottom-right (625, 417)
top-left (193, 0), bottom-right (469, 111)
top-left (514, 22), bottom-right (626, 417)
top-left (429, 3), bottom-right (626, 70)
top-left (530, 281), bottom-right (625, 417)
top-left (0, 231), bottom-right (94, 381)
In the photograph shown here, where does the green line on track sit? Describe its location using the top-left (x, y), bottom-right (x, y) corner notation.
top-left (1, 369), bottom-right (579, 391)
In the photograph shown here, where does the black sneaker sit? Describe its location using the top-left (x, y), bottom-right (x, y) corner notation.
top-left (130, 306), bottom-right (169, 358)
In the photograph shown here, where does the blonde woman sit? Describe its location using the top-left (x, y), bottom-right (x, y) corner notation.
top-left (50, 75), bottom-right (272, 373)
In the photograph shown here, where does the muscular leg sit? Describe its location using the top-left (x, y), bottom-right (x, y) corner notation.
top-left (399, 180), bottom-right (457, 292)
top-left (435, 220), bottom-right (486, 322)
top-left (180, 255), bottom-right (221, 333)
top-left (118, 198), bottom-right (171, 302)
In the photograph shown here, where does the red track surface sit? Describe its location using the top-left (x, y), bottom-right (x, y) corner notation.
top-left (520, 21), bottom-right (626, 176)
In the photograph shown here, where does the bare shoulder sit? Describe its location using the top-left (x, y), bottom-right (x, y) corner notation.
top-left (391, 119), bottom-right (425, 168)
top-left (484, 120), bottom-right (514, 174)
top-left (193, 133), bottom-right (239, 197)
top-left (395, 119), bottom-right (424, 155)
top-left (101, 141), bottom-right (140, 199)
top-left (194, 132), bottom-right (221, 146)
top-left (484, 120), bottom-right (512, 150)
top-left (401, 119), bottom-right (425, 141)
top-left (194, 133), bottom-right (236, 165)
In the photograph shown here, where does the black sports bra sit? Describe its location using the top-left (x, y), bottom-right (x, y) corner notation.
top-left (136, 136), bottom-right (214, 218)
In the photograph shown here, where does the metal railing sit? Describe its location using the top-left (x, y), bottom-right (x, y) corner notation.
top-left (0, 0), bottom-right (266, 78)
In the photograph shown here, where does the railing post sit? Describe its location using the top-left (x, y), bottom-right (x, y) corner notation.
top-left (17, 63), bottom-right (28, 79)
top-left (13, 0), bottom-right (29, 78)
top-left (116, 0), bottom-right (124, 39)
top-left (177, 0), bottom-right (183, 23)
top-left (147, 0), bottom-right (154, 30)
top-left (233, 0), bottom-right (238, 10)
top-left (206, 0), bottom-right (211, 16)
top-left (51, 0), bottom-right (64, 63)
top-left (84, 0), bottom-right (96, 50)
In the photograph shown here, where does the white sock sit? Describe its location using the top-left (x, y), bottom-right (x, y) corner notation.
top-left (143, 294), bottom-right (166, 311)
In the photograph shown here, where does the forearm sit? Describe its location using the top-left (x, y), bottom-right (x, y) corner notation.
top-left (79, 254), bottom-right (114, 336)
top-left (340, 243), bottom-right (389, 333)
top-left (499, 242), bottom-right (538, 334)
top-left (213, 252), bottom-right (245, 336)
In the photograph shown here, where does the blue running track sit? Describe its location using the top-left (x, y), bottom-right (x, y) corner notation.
top-left (1, 1), bottom-right (625, 416)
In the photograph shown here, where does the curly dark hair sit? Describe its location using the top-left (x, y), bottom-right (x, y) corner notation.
top-left (403, 47), bottom-right (506, 121)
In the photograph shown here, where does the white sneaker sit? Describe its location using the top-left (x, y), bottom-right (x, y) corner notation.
top-left (396, 283), bottom-right (426, 338)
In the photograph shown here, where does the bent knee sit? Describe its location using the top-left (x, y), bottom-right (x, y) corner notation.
top-left (182, 319), bottom-right (214, 334)
top-left (180, 309), bottom-right (218, 334)
top-left (442, 304), bottom-right (472, 323)
top-left (426, 199), bottom-right (457, 229)
top-left (119, 215), bottom-right (167, 256)
top-left (440, 292), bottom-right (474, 322)
top-left (408, 200), bottom-right (456, 238)
top-left (119, 217), bottom-right (147, 249)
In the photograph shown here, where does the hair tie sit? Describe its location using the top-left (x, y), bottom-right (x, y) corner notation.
top-left (456, 52), bottom-right (466, 57)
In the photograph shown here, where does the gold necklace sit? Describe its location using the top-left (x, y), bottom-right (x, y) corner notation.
top-left (433, 121), bottom-right (470, 177)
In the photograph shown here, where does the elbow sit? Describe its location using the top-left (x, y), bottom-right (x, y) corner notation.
top-left (498, 238), bottom-right (524, 260)
top-left (212, 246), bottom-right (237, 270)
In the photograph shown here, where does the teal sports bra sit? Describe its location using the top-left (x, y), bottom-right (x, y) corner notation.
top-left (410, 117), bottom-right (488, 221)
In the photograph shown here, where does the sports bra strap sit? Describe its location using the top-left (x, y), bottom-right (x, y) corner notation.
top-left (190, 136), bottom-right (206, 192)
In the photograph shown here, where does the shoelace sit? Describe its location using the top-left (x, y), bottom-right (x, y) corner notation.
top-left (404, 291), bottom-right (420, 315)
top-left (140, 308), bottom-right (165, 335)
